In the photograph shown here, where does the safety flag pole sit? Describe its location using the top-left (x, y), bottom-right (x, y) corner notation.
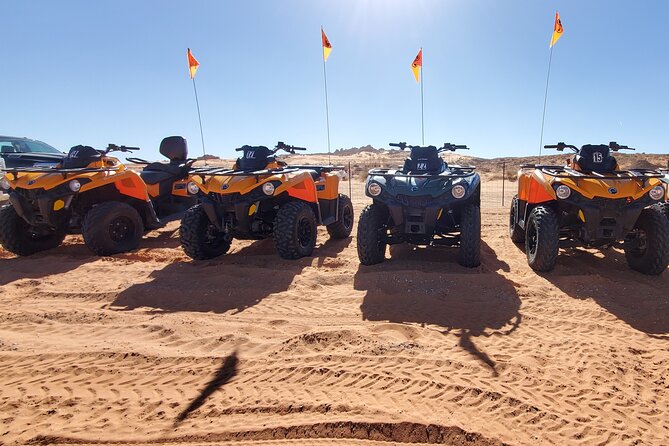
top-left (411, 49), bottom-right (424, 145)
top-left (187, 48), bottom-right (207, 165)
top-left (539, 12), bottom-right (564, 156)
top-left (321, 27), bottom-right (332, 164)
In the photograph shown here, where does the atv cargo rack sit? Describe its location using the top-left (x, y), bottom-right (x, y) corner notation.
top-left (191, 165), bottom-right (346, 181)
top-left (521, 164), bottom-right (665, 180)
top-left (2, 165), bottom-right (122, 180)
top-left (368, 166), bottom-right (476, 179)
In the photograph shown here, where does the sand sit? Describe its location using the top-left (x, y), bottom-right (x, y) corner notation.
top-left (1, 180), bottom-right (668, 446)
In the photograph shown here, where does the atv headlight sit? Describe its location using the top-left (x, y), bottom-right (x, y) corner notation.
top-left (367, 182), bottom-right (382, 197)
top-left (262, 182), bottom-right (275, 196)
top-left (68, 179), bottom-right (81, 192)
top-left (0, 178), bottom-right (10, 191)
top-left (556, 184), bottom-right (571, 200)
top-left (187, 181), bottom-right (199, 195)
top-left (451, 184), bottom-right (466, 199)
top-left (649, 185), bottom-right (665, 201)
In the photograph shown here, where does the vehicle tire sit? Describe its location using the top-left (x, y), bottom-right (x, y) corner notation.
top-left (357, 203), bottom-right (388, 265)
top-left (0, 204), bottom-right (65, 256)
top-left (657, 202), bottom-right (669, 220)
top-left (525, 205), bottom-right (559, 272)
top-left (326, 194), bottom-right (354, 239)
top-left (179, 204), bottom-right (231, 260)
top-left (459, 203), bottom-right (481, 268)
top-left (509, 195), bottom-right (525, 243)
top-left (624, 205), bottom-right (669, 275)
top-left (82, 201), bottom-right (144, 256)
top-left (274, 201), bottom-right (317, 260)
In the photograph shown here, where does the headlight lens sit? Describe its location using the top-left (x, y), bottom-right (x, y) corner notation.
top-left (68, 179), bottom-right (81, 192)
top-left (0, 178), bottom-right (10, 191)
top-left (187, 181), bottom-right (199, 195)
top-left (649, 185), bottom-right (665, 201)
top-left (262, 182), bottom-right (275, 196)
top-left (556, 184), bottom-right (571, 200)
top-left (451, 184), bottom-right (466, 199)
top-left (367, 182), bottom-right (382, 197)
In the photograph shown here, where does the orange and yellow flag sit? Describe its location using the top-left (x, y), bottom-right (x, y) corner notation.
top-left (411, 49), bottom-right (422, 83)
top-left (187, 48), bottom-right (200, 79)
top-left (549, 11), bottom-right (564, 48)
top-left (321, 27), bottom-right (332, 62)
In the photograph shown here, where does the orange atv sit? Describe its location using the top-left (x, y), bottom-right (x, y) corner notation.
top-left (0, 136), bottom-right (195, 256)
top-left (509, 141), bottom-right (669, 275)
top-left (180, 142), bottom-right (353, 260)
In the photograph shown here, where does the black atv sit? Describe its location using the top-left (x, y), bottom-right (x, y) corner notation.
top-left (357, 142), bottom-right (481, 267)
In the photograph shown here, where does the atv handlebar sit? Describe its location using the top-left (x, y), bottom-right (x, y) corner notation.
top-left (275, 141), bottom-right (307, 153)
top-left (609, 141), bottom-right (635, 151)
top-left (388, 142), bottom-right (469, 152)
top-left (389, 142), bottom-right (408, 150)
top-left (544, 141), bottom-right (636, 152)
top-left (106, 144), bottom-right (139, 153)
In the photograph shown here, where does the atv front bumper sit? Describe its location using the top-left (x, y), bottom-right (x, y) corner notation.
top-left (558, 193), bottom-right (657, 243)
top-left (9, 187), bottom-right (74, 228)
top-left (199, 190), bottom-right (273, 237)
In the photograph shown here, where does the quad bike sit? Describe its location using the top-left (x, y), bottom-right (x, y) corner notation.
top-left (0, 136), bottom-right (195, 256)
top-left (509, 141), bottom-right (669, 275)
top-left (180, 141), bottom-right (353, 260)
top-left (357, 142), bottom-right (481, 268)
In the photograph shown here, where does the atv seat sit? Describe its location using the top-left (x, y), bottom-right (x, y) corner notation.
top-left (236, 146), bottom-right (274, 171)
top-left (574, 145), bottom-right (618, 173)
top-left (402, 146), bottom-right (446, 174)
top-left (141, 136), bottom-right (190, 176)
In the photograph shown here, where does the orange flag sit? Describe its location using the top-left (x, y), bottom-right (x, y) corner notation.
top-left (321, 27), bottom-right (332, 62)
top-left (550, 11), bottom-right (564, 48)
top-left (411, 48), bottom-right (422, 83)
top-left (187, 48), bottom-right (200, 79)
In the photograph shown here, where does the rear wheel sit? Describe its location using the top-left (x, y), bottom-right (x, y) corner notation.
top-left (357, 203), bottom-right (388, 265)
top-left (459, 203), bottom-right (481, 268)
top-left (82, 201), bottom-right (144, 256)
top-left (0, 204), bottom-right (65, 256)
top-left (509, 195), bottom-right (525, 243)
top-left (326, 194), bottom-right (354, 239)
top-left (180, 204), bottom-right (231, 260)
top-left (624, 205), bottom-right (669, 275)
top-left (525, 205), bottom-right (559, 272)
top-left (274, 201), bottom-right (317, 260)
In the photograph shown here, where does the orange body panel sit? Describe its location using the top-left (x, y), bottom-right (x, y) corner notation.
top-left (518, 170), bottom-right (555, 204)
top-left (287, 179), bottom-right (318, 203)
top-left (146, 182), bottom-right (160, 198)
top-left (114, 172), bottom-right (150, 201)
top-left (316, 173), bottom-right (340, 200)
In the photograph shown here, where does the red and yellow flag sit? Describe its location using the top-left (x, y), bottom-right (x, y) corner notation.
top-left (187, 48), bottom-right (200, 79)
top-left (321, 27), bottom-right (332, 62)
top-left (411, 48), bottom-right (422, 83)
top-left (549, 11), bottom-right (564, 48)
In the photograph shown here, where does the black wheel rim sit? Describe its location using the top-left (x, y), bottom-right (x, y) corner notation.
top-left (527, 221), bottom-right (538, 256)
top-left (297, 217), bottom-right (313, 248)
top-left (205, 224), bottom-right (228, 249)
top-left (109, 216), bottom-right (133, 243)
top-left (630, 229), bottom-right (647, 257)
top-left (509, 202), bottom-right (516, 232)
top-left (342, 204), bottom-right (353, 230)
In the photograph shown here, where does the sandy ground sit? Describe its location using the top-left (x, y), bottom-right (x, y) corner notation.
top-left (1, 183), bottom-right (668, 446)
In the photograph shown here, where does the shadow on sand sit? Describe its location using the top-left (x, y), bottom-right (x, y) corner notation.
top-left (0, 243), bottom-right (93, 286)
top-left (355, 241), bottom-right (521, 376)
top-left (110, 236), bottom-right (351, 314)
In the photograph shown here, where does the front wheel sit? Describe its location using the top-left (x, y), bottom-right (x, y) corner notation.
top-left (509, 195), bottom-right (525, 243)
top-left (0, 204), bottom-right (65, 256)
top-left (180, 204), bottom-right (231, 260)
top-left (525, 205), bottom-right (559, 272)
top-left (274, 201), bottom-right (317, 260)
top-left (356, 203), bottom-right (388, 265)
top-left (624, 205), bottom-right (669, 275)
top-left (326, 194), bottom-right (354, 239)
top-left (458, 203), bottom-right (481, 268)
top-left (82, 201), bottom-right (144, 256)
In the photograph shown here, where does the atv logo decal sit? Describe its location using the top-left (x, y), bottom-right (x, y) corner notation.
top-left (593, 152), bottom-right (603, 163)
top-left (221, 184), bottom-right (229, 190)
top-left (246, 151), bottom-right (255, 159)
top-left (608, 187), bottom-right (618, 194)
top-left (417, 162), bottom-right (427, 170)
top-left (28, 180), bottom-right (36, 185)
top-left (411, 186), bottom-right (419, 192)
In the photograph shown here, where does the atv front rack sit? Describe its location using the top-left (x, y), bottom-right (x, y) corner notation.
top-left (191, 165), bottom-right (347, 180)
top-left (521, 164), bottom-right (665, 180)
top-left (368, 166), bottom-right (477, 179)
top-left (3, 166), bottom-right (122, 180)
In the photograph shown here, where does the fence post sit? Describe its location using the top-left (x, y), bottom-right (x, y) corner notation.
top-left (501, 162), bottom-right (506, 207)
top-left (348, 161), bottom-right (352, 198)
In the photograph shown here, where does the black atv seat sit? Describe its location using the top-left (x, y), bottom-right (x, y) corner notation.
top-left (402, 146), bottom-right (446, 174)
top-left (574, 144), bottom-right (617, 173)
top-left (62, 145), bottom-right (102, 169)
top-left (139, 169), bottom-right (182, 185)
top-left (141, 136), bottom-right (189, 176)
top-left (237, 146), bottom-right (274, 171)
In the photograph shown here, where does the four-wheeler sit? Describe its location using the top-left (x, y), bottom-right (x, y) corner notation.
top-left (509, 142), bottom-right (669, 275)
top-left (357, 142), bottom-right (481, 268)
top-left (0, 136), bottom-right (195, 256)
top-left (180, 141), bottom-right (354, 260)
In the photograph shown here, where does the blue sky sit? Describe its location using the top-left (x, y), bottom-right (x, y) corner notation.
top-left (3, 0), bottom-right (668, 160)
